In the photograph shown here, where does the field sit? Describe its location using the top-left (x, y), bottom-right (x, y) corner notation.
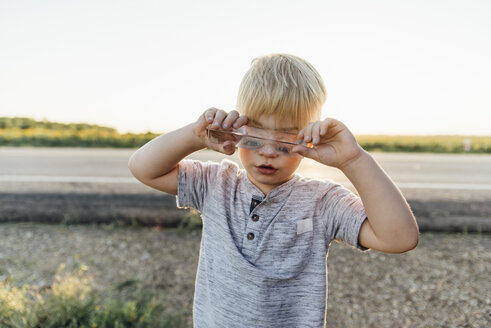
top-left (0, 117), bottom-right (156, 148)
top-left (356, 134), bottom-right (491, 153)
top-left (0, 223), bottom-right (489, 328)
top-left (1, 117), bottom-right (490, 153)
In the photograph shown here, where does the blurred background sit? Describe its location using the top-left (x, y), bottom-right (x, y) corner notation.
top-left (1, 0), bottom-right (491, 135)
top-left (0, 0), bottom-right (490, 327)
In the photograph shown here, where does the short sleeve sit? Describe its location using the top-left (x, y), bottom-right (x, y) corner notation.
top-left (177, 159), bottom-right (220, 212)
top-left (318, 182), bottom-right (369, 251)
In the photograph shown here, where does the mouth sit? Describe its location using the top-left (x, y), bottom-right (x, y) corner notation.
top-left (256, 164), bottom-right (278, 175)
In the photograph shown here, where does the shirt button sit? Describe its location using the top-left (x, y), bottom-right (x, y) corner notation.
top-left (251, 214), bottom-right (259, 222)
top-left (247, 232), bottom-right (255, 240)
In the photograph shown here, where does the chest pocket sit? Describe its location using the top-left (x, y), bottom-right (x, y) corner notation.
top-left (259, 219), bottom-right (314, 280)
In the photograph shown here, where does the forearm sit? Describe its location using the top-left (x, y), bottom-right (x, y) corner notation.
top-left (128, 123), bottom-right (204, 180)
top-left (340, 151), bottom-right (419, 251)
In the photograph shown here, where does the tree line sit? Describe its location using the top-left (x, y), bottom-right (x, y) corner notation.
top-left (0, 117), bottom-right (158, 148)
top-left (1, 117), bottom-right (490, 153)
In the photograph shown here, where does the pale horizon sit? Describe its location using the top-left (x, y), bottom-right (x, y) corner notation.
top-left (1, 0), bottom-right (490, 136)
top-left (4, 115), bottom-right (490, 137)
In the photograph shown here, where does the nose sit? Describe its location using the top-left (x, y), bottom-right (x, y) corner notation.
top-left (258, 142), bottom-right (278, 157)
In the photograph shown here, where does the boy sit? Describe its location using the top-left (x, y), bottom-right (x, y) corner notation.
top-left (128, 54), bottom-right (419, 327)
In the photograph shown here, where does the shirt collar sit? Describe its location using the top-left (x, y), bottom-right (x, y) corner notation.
top-left (241, 170), bottom-right (300, 201)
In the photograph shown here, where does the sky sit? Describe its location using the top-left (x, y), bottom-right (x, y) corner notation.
top-left (0, 0), bottom-right (490, 135)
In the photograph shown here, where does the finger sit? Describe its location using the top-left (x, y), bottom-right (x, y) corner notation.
top-left (222, 110), bottom-right (240, 129)
top-left (320, 118), bottom-right (329, 136)
top-left (303, 122), bottom-right (314, 143)
top-left (196, 108), bottom-right (216, 130)
top-left (311, 122), bottom-right (321, 145)
top-left (292, 145), bottom-right (316, 160)
top-left (211, 110), bottom-right (227, 128)
top-left (221, 140), bottom-right (236, 155)
top-left (204, 107), bottom-right (218, 123)
top-left (233, 114), bottom-right (249, 129)
top-left (297, 127), bottom-right (305, 140)
top-left (325, 117), bottom-right (345, 133)
top-left (327, 117), bottom-right (342, 126)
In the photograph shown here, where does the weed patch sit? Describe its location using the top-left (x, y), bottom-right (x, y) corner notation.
top-left (0, 263), bottom-right (186, 328)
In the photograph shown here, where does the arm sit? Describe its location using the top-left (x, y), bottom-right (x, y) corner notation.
top-left (128, 123), bottom-right (203, 195)
top-left (294, 118), bottom-right (419, 253)
top-left (340, 150), bottom-right (419, 253)
top-left (128, 108), bottom-right (247, 195)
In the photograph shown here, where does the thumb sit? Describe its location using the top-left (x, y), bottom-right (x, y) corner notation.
top-left (221, 140), bottom-right (236, 155)
top-left (292, 145), bottom-right (317, 160)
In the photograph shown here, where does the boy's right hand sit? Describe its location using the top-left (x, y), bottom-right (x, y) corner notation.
top-left (193, 107), bottom-right (248, 155)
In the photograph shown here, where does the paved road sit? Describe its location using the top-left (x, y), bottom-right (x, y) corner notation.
top-left (1, 147), bottom-right (491, 193)
top-left (1, 147), bottom-right (490, 231)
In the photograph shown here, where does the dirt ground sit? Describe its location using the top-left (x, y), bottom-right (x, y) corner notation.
top-left (0, 223), bottom-right (489, 328)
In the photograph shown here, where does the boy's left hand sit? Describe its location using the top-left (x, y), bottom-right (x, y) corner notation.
top-left (293, 118), bottom-right (365, 169)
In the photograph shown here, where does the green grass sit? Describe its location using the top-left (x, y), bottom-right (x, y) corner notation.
top-left (0, 117), bottom-right (158, 148)
top-left (0, 264), bottom-right (187, 328)
top-left (177, 209), bottom-right (203, 233)
top-left (356, 134), bottom-right (491, 153)
top-left (1, 117), bottom-right (490, 153)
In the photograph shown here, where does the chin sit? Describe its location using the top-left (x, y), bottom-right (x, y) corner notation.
top-left (255, 173), bottom-right (290, 185)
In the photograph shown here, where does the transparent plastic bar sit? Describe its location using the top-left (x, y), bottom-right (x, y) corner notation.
top-left (206, 126), bottom-right (312, 157)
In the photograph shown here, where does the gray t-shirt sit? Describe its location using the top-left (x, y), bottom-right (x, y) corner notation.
top-left (177, 159), bottom-right (368, 328)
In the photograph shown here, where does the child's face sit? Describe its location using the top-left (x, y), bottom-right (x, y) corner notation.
top-left (238, 114), bottom-right (303, 195)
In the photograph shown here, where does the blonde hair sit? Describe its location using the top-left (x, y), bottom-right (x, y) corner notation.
top-left (236, 54), bottom-right (327, 129)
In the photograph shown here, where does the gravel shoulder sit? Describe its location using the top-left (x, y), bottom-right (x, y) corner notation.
top-left (0, 223), bottom-right (489, 328)
top-left (2, 181), bottom-right (491, 233)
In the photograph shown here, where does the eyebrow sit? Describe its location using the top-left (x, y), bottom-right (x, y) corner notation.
top-left (249, 120), bottom-right (298, 133)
